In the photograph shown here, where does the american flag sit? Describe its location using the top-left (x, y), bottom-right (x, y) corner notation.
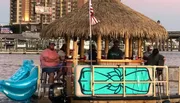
top-left (90, 4), bottom-right (100, 25)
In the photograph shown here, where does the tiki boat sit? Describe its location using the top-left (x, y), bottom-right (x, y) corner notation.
top-left (39, 0), bottom-right (180, 103)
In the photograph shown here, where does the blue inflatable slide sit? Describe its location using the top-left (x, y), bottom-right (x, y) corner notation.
top-left (0, 60), bottom-right (39, 102)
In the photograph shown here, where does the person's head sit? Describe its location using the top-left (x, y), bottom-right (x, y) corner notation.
top-left (113, 40), bottom-right (119, 48)
top-left (147, 45), bottom-right (153, 52)
top-left (48, 42), bottom-right (55, 50)
top-left (61, 44), bottom-right (66, 52)
top-left (152, 48), bottom-right (159, 56)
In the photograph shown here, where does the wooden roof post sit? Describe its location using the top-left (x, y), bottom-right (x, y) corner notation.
top-left (105, 38), bottom-right (109, 59)
top-left (73, 37), bottom-right (78, 66)
top-left (129, 38), bottom-right (133, 59)
top-left (125, 37), bottom-right (129, 60)
top-left (66, 36), bottom-right (70, 57)
top-left (80, 38), bottom-right (85, 59)
top-left (138, 38), bottom-right (142, 59)
top-left (97, 35), bottom-right (102, 64)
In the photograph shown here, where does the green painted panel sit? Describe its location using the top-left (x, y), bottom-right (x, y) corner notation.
top-left (78, 67), bottom-right (151, 95)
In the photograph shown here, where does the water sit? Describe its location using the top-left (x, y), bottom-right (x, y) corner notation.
top-left (0, 52), bottom-right (180, 102)
top-left (161, 51), bottom-right (180, 66)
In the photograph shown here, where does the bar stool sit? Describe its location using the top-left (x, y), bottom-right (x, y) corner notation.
top-left (40, 67), bottom-right (60, 97)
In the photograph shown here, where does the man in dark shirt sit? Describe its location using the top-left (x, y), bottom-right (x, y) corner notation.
top-left (107, 40), bottom-right (123, 59)
top-left (89, 44), bottom-right (97, 64)
top-left (147, 48), bottom-right (165, 76)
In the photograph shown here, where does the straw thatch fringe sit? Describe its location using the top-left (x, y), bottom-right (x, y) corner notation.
top-left (41, 0), bottom-right (168, 40)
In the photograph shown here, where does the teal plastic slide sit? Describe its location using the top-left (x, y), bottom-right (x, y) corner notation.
top-left (0, 60), bottom-right (39, 102)
top-left (75, 66), bottom-right (152, 97)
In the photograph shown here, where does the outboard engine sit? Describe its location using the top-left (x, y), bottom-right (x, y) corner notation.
top-left (162, 100), bottom-right (171, 103)
top-left (49, 83), bottom-right (66, 103)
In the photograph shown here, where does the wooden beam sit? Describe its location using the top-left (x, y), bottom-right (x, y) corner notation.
top-left (125, 37), bottom-right (129, 60)
top-left (138, 39), bottom-right (142, 59)
top-left (105, 38), bottom-right (109, 59)
top-left (66, 36), bottom-right (70, 57)
top-left (80, 38), bottom-right (85, 59)
top-left (129, 38), bottom-right (133, 59)
top-left (73, 37), bottom-right (78, 66)
top-left (97, 35), bottom-right (102, 63)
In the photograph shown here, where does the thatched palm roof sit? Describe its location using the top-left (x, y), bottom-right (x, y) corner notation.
top-left (41, 0), bottom-right (168, 40)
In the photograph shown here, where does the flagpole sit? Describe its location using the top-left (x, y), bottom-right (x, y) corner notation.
top-left (89, 0), bottom-right (94, 96)
top-left (89, 0), bottom-right (93, 66)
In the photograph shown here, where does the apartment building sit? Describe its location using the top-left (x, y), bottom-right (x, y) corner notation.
top-left (10, 0), bottom-right (87, 31)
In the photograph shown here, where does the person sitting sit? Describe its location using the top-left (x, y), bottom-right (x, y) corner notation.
top-left (40, 42), bottom-right (59, 83)
top-left (55, 44), bottom-right (67, 80)
top-left (143, 45), bottom-right (153, 65)
top-left (107, 40), bottom-right (123, 59)
top-left (58, 44), bottom-right (66, 64)
top-left (147, 48), bottom-right (165, 76)
top-left (88, 44), bottom-right (97, 65)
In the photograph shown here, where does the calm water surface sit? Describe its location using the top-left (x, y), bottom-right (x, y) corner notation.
top-left (0, 52), bottom-right (180, 102)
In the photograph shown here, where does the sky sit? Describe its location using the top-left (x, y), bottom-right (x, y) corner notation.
top-left (0, 0), bottom-right (10, 25)
top-left (0, 0), bottom-right (179, 31)
top-left (121, 0), bottom-right (180, 31)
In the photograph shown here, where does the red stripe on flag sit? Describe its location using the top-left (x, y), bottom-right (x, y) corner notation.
top-left (90, 4), bottom-right (99, 25)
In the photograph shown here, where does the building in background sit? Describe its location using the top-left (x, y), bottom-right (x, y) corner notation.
top-left (10, 0), bottom-right (88, 33)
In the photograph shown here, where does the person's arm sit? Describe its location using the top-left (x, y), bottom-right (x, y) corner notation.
top-left (43, 57), bottom-right (53, 62)
top-left (143, 52), bottom-right (148, 60)
top-left (43, 56), bottom-right (59, 62)
top-left (158, 55), bottom-right (165, 66)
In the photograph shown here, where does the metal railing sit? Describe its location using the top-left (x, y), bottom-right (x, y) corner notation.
top-left (38, 64), bottom-right (180, 98)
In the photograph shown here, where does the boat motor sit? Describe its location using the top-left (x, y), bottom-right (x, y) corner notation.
top-left (162, 100), bottom-right (171, 103)
top-left (49, 83), bottom-right (66, 103)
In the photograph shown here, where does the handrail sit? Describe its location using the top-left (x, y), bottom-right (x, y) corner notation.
top-left (100, 59), bottom-right (144, 63)
top-left (66, 59), bottom-right (144, 63)
top-left (66, 59), bottom-right (96, 63)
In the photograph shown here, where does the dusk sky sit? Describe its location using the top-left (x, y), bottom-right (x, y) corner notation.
top-left (0, 0), bottom-right (179, 31)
